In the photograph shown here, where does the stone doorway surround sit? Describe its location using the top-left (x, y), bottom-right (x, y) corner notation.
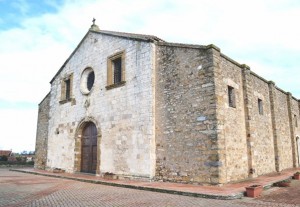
top-left (81, 122), bottom-right (97, 173)
top-left (74, 117), bottom-right (101, 175)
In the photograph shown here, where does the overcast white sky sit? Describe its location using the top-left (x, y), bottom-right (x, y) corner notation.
top-left (0, 0), bottom-right (299, 153)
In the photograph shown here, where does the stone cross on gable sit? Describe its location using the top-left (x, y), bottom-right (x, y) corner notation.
top-left (90, 18), bottom-right (100, 31)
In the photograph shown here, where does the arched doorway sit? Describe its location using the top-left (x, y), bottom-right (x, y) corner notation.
top-left (81, 122), bottom-right (97, 174)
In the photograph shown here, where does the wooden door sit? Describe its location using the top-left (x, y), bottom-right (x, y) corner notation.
top-left (81, 122), bottom-right (97, 174)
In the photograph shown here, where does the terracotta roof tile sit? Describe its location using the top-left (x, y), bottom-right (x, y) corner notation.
top-left (0, 150), bottom-right (12, 156)
top-left (92, 29), bottom-right (165, 42)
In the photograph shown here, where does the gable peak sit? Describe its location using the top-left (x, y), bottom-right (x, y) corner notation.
top-left (90, 18), bottom-right (100, 32)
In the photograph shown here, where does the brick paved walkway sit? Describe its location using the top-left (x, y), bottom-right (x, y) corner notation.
top-left (0, 168), bottom-right (299, 207)
top-left (11, 167), bottom-right (300, 199)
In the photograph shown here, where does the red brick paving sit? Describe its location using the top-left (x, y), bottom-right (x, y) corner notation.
top-left (1, 168), bottom-right (300, 206)
top-left (257, 181), bottom-right (300, 205)
top-left (12, 167), bottom-right (300, 199)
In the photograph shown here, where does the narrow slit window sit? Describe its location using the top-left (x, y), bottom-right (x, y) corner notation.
top-left (295, 115), bottom-right (298, 127)
top-left (228, 86), bottom-right (236, 108)
top-left (258, 98), bottom-right (263, 115)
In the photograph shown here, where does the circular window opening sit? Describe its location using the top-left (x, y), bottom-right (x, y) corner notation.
top-left (87, 71), bottom-right (95, 91)
top-left (80, 68), bottom-right (95, 95)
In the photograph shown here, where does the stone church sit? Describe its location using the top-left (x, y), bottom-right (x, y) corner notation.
top-left (35, 22), bottom-right (300, 185)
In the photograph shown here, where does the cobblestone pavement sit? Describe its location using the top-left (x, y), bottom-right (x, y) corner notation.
top-left (0, 169), bottom-right (299, 207)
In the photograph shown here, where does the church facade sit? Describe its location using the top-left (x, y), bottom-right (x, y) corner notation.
top-left (35, 23), bottom-right (300, 185)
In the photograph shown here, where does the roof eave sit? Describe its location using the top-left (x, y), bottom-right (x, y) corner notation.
top-left (90, 30), bottom-right (165, 43)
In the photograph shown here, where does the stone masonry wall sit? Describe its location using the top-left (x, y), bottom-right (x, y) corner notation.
top-left (35, 93), bottom-right (50, 170)
top-left (214, 52), bottom-right (299, 183)
top-left (154, 43), bottom-right (299, 185)
top-left (291, 98), bottom-right (300, 166)
top-left (292, 98), bottom-right (300, 166)
top-left (47, 31), bottom-right (156, 178)
top-left (215, 55), bottom-right (249, 183)
top-left (155, 44), bottom-right (221, 184)
top-left (274, 89), bottom-right (293, 170)
top-left (247, 74), bottom-right (275, 176)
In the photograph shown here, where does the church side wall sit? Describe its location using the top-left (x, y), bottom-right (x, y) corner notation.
top-left (154, 44), bottom-right (299, 185)
top-left (35, 93), bottom-right (50, 170)
top-left (247, 74), bottom-right (275, 176)
top-left (215, 56), bottom-right (249, 183)
top-left (274, 89), bottom-right (293, 170)
top-left (47, 32), bottom-right (155, 178)
top-left (291, 98), bottom-right (300, 166)
top-left (292, 99), bottom-right (300, 136)
top-left (155, 45), bottom-right (221, 184)
top-left (215, 53), bottom-right (299, 183)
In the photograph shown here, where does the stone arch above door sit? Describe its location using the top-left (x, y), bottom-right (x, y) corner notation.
top-left (74, 117), bottom-right (101, 174)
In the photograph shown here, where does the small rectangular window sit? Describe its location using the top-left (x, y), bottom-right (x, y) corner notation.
top-left (258, 98), bottom-right (263, 115)
top-left (113, 57), bottom-right (122, 84)
top-left (228, 86), bottom-right (236, 108)
top-left (65, 79), bottom-right (71, 100)
top-left (60, 74), bottom-right (73, 104)
top-left (106, 51), bottom-right (126, 89)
